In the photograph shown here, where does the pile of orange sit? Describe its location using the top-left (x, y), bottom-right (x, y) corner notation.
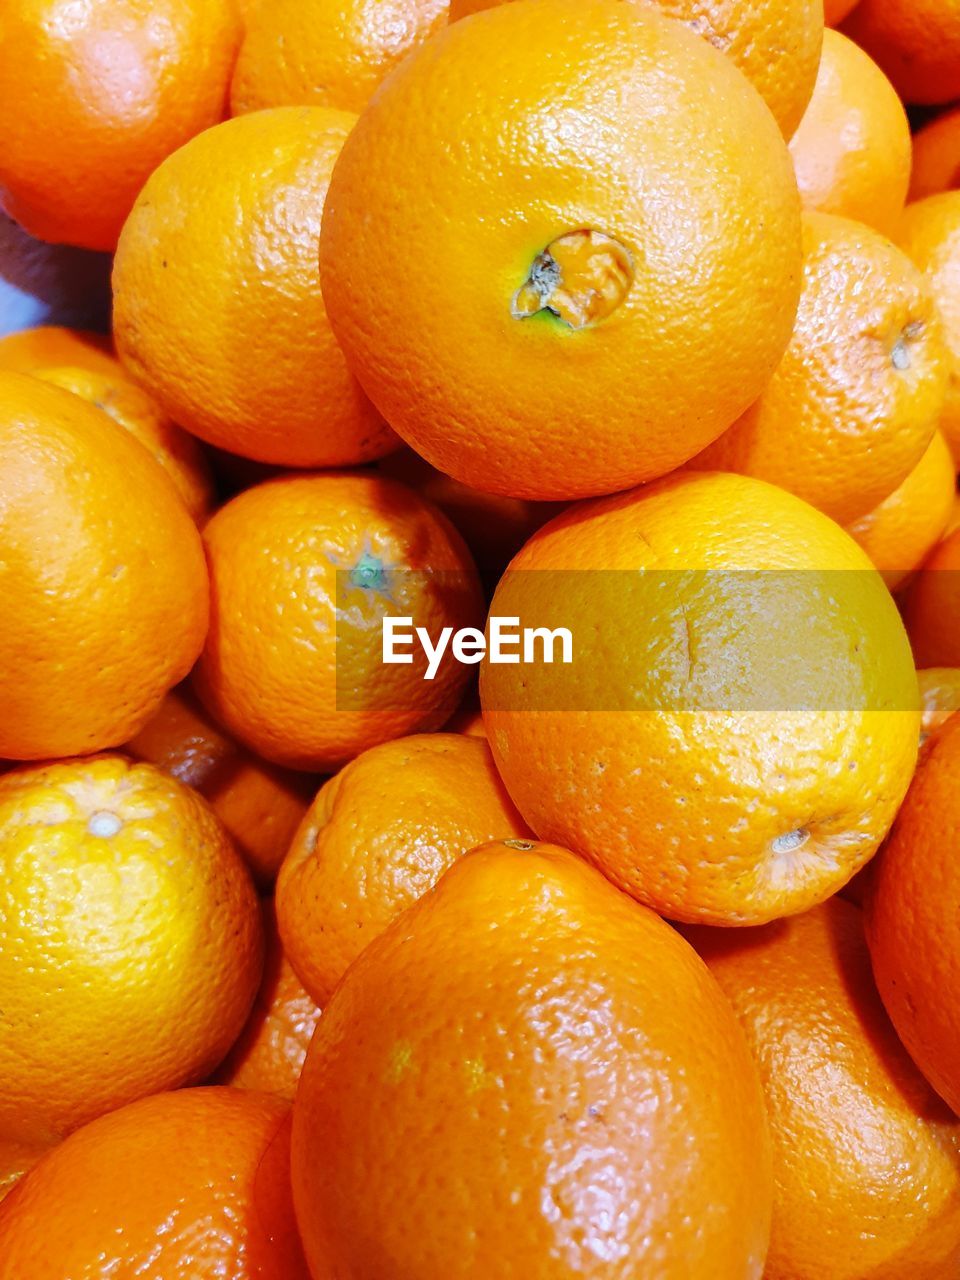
top-left (1, 0), bottom-right (960, 1274)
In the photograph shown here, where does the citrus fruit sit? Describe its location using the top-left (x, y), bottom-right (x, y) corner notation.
top-left (216, 901), bottom-right (322, 1102)
top-left (0, 324), bottom-right (117, 376)
top-left (843, 0), bottom-right (960, 106)
top-left (481, 471), bottom-right (920, 925)
top-left (447, 0), bottom-right (824, 140)
top-left (126, 685), bottom-right (315, 887)
top-left (0, 0), bottom-right (241, 251)
top-left (0, 372), bottom-right (208, 760)
top-left (690, 898), bottom-right (960, 1280)
top-left (231, 0), bottom-right (448, 115)
top-left (867, 714), bottom-right (960, 1116)
top-left (919, 668), bottom-right (960, 746)
top-left (194, 472), bottom-right (483, 772)
top-left (320, 0), bottom-right (803, 501)
top-left (0, 1088), bottom-right (310, 1279)
top-left (912, 107), bottom-right (960, 201)
top-left (0, 755), bottom-right (262, 1145)
top-left (34, 365), bottom-right (214, 524)
top-left (292, 840), bottom-right (772, 1279)
top-left (898, 193), bottom-right (960, 464)
top-left (692, 212), bottom-right (946, 525)
top-left (113, 107), bottom-right (395, 468)
top-left (845, 431), bottom-right (956, 590)
top-left (0, 1142), bottom-right (45, 1205)
top-left (277, 733), bottom-right (530, 1003)
top-left (787, 30), bottom-right (912, 237)
top-left (905, 527), bottom-right (960, 667)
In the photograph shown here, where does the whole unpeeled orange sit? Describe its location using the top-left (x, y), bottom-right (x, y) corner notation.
top-left (292, 841), bottom-right (772, 1279)
top-left (0, 756), bottom-right (262, 1145)
top-left (321, 0), bottom-right (802, 500)
top-left (0, 372), bottom-right (208, 760)
top-left (114, 107), bottom-right (395, 469)
top-left (481, 471), bottom-right (920, 925)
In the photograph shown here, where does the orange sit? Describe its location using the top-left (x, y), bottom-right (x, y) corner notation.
top-left (0, 756), bottom-right (262, 1145)
top-left (898, 194), bottom-right (960, 464)
top-left (379, 447), bottom-right (564, 586)
top-left (0, 1088), bottom-right (310, 1279)
top-left (690, 899), bottom-right (960, 1280)
top-left (845, 431), bottom-right (956, 590)
top-left (0, 1142), bottom-right (45, 1205)
top-left (867, 714), bottom-right (960, 1115)
top-left (126, 685), bottom-right (314, 887)
top-left (34, 365), bottom-right (214, 524)
top-left (919, 668), bottom-right (960, 744)
top-left (114, 107), bottom-right (395, 469)
top-left (448, 0), bottom-right (823, 140)
top-left (277, 733), bottom-right (530, 1003)
top-left (843, 0), bottom-right (960, 106)
top-left (231, 0), bottom-right (448, 116)
top-left (216, 901), bottom-right (321, 1101)
top-left (0, 324), bottom-right (117, 376)
top-left (787, 31), bottom-right (912, 238)
top-left (320, 0), bottom-right (803, 501)
top-left (292, 840), bottom-right (772, 1279)
top-left (0, 372), bottom-right (208, 761)
top-left (912, 108), bottom-right (960, 201)
top-left (692, 213), bottom-right (946, 525)
top-left (905, 528), bottom-right (960, 667)
top-left (194, 472), bottom-right (483, 772)
top-left (481, 471), bottom-right (920, 925)
top-left (0, 0), bottom-right (241, 252)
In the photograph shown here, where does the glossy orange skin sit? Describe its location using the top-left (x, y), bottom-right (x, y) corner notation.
top-left (0, 1142), bottom-right (45, 1205)
top-left (919, 668), bottom-right (960, 744)
top-left (216, 901), bottom-right (321, 1101)
top-left (321, 0), bottom-right (802, 502)
top-left (899, 194), bottom-right (960, 465)
top-left (788, 31), bottom-right (911, 238)
top-left (913, 109), bottom-right (960, 202)
top-left (482, 471), bottom-right (920, 925)
top-left (231, 0), bottom-right (448, 115)
top-left (0, 1089), bottom-right (310, 1279)
top-left (292, 841), bottom-right (772, 1279)
top-left (194, 472), bottom-right (483, 772)
top-left (843, 0), bottom-right (960, 106)
top-left (448, 0), bottom-right (823, 140)
top-left (277, 733), bottom-right (530, 1003)
top-left (691, 899), bottom-right (960, 1280)
top-left (694, 213), bottom-right (946, 525)
top-left (0, 325), bottom-right (117, 375)
top-left (905, 528), bottom-right (960, 667)
top-left (0, 0), bottom-right (241, 251)
top-left (0, 756), bottom-right (262, 1145)
top-left (35, 365), bottom-right (214, 524)
top-left (114, 107), bottom-right (395, 469)
top-left (126, 685), bottom-right (315, 887)
top-left (845, 431), bottom-right (956, 590)
top-left (0, 372), bottom-right (208, 761)
top-left (379, 447), bottom-right (564, 587)
top-left (868, 715), bottom-right (960, 1116)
